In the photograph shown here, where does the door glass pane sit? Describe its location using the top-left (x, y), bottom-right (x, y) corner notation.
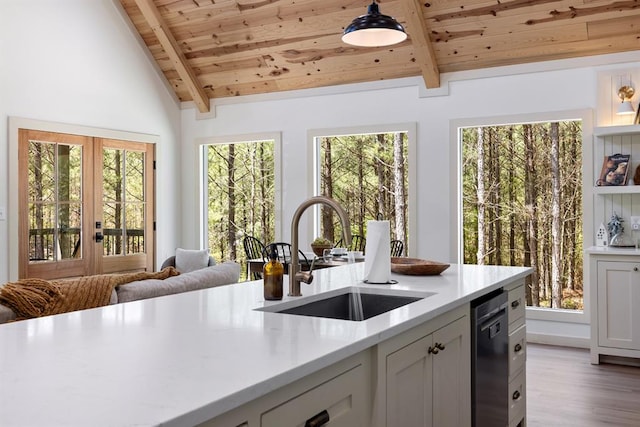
top-left (28, 202), bottom-right (55, 261)
top-left (27, 140), bottom-right (83, 262)
top-left (58, 202), bottom-right (82, 260)
top-left (126, 202), bottom-right (145, 254)
top-left (103, 202), bottom-right (123, 255)
top-left (102, 148), bottom-right (146, 256)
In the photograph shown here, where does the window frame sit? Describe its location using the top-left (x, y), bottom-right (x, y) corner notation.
top-left (450, 110), bottom-right (593, 326)
top-left (198, 132), bottom-right (283, 250)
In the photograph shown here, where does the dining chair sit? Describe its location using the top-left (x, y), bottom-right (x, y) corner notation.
top-left (243, 235), bottom-right (266, 280)
top-left (390, 239), bottom-right (404, 257)
top-left (263, 242), bottom-right (312, 271)
top-left (336, 235), bottom-right (367, 253)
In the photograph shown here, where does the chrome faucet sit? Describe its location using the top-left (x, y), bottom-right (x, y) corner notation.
top-left (289, 196), bottom-right (351, 297)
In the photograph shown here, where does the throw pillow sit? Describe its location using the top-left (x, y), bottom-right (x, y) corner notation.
top-left (175, 248), bottom-right (209, 273)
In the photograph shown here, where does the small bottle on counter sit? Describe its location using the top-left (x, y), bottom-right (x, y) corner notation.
top-left (263, 244), bottom-right (284, 300)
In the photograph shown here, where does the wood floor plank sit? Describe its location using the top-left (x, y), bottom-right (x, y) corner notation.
top-left (527, 344), bottom-right (640, 427)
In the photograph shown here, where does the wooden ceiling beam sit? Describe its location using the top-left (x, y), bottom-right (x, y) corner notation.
top-left (133, 0), bottom-right (210, 113)
top-left (400, 0), bottom-right (440, 88)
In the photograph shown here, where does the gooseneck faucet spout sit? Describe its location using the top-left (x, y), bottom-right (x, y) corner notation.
top-left (289, 196), bottom-right (351, 297)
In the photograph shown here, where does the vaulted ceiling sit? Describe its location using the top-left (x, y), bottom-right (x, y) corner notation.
top-left (119, 0), bottom-right (640, 112)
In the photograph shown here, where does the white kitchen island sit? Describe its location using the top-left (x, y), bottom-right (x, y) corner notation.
top-left (0, 263), bottom-right (531, 427)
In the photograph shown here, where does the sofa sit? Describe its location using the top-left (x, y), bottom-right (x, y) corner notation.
top-left (0, 261), bottom-right (241, 325)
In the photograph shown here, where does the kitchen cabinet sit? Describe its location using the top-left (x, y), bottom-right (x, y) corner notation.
top-left (199, 350), bottom-right (372, 427)
top-left (374, 304), bottom-right (470, 427)
top-left (506, 281), bottom-right (527, 427)
top-left (590, 257), bottom-right (640, 363)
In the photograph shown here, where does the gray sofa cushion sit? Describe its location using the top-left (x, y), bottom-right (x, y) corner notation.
top-left (116, 261), bottom-right (241, 303)
top-left (0, 304), bottom-right (17, 324)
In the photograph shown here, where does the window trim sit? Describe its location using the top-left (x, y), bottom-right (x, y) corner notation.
top-left (307, 123), bottom-right (417, 255)
top-left (450, 110), bottom-right (593, 326)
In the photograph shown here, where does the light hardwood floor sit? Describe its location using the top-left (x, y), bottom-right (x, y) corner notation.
top-left (527, 343), bottom-right (640, 427)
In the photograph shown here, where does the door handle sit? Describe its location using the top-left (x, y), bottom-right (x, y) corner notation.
top-left (95, 232), bottom-right (104, 242)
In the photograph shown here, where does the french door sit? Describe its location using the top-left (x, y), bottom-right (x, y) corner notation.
top-left (18, 129), bottom-right (155, 280)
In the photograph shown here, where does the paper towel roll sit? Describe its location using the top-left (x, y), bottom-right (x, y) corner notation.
top-left (364, 220), bottom-right (391, 284)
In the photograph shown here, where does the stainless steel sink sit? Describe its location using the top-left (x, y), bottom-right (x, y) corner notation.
top-left (257, 287), bottom-right (434, 321)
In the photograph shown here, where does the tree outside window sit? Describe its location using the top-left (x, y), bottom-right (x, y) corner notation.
top-left (461, 121), bottom-right (583, 310)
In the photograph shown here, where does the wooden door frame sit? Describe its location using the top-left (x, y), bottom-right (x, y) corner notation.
top-left (8, 117), bottom-right (159, 281)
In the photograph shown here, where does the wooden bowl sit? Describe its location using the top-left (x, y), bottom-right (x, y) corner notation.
top-left (390, 257), bottom-right (450, 276)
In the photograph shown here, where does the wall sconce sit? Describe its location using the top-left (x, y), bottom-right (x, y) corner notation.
top-left (617, 85), bottom-right (635, 115)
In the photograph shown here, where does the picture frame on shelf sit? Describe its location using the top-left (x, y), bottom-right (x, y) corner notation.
top-left (597, 153), bottom-right (631, 186)
top-left (635, 104), bottom-right (640, 125)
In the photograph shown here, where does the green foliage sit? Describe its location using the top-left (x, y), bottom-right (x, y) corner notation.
top-left (206, 140), bottom-right (275, 277)
top-left (461, 121), bottom-right (583, 309)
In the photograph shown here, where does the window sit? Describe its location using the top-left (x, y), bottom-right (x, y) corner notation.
top-left (460, 120), bottom-right (584, 313)
top-left (310, 124), bottom-right (416, 254)
top-left (201, 133), bottom-right (281, 280)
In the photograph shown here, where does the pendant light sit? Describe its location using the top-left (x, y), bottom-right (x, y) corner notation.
top-left (342, 1), bottom-right (407, 47)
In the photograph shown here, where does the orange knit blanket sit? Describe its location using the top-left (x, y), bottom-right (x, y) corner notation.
top-left (0, 267), bottom-right (179, 320)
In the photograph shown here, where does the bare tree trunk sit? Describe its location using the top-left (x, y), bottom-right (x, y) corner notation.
top-left (227, 144), bottom-right (237, 261)
top-left (524, 124), bottom-right (539, 306)
top-left (550, 122), bottom-right (562, 308)
top-left (493, 129), bottom-right (502, 265)
top-left (393, 132), bottom-right (406, 247)
top-left (115, 150), bottom-right (122, 255)
top-left (321, 138), bottom-right (335, 241)
top-left (476, 127), bottom-right (486, 265)
top-left (508, 127), bottom-right (516, 266)
top-left (376, 134), bottom-right (385, 219)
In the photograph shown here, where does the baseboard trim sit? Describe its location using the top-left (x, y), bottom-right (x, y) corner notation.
top-left (526, 332), bottom-right (590, 349)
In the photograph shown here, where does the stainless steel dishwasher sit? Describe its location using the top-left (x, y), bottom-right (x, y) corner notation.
top-left (471, 289), bottom-right (509, 427)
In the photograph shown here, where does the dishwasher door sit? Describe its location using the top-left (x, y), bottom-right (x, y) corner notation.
top-left (471, 291), bottom-right (509, 427)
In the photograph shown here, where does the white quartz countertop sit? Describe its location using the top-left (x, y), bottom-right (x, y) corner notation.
top-left (0, 263), bottom-right (531, 427)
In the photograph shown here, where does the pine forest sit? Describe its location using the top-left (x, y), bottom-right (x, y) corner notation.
top-left (461, 121), bottom-right (583, 309)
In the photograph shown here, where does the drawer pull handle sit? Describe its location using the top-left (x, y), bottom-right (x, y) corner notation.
top-left (511, 300), bottom-right (520, 308)
top-left (514, 343), bottom-right (522, 352)
top-left (512, 390), bottom-right (521, 401)
top-left (305, 409), bottom-right (330, 427)
top-left (436, 342), bottom-right (446, 351)
top-left (428, 346), bottom-right (439, 355)
top-left (635, 267), bottom-right (639, 272)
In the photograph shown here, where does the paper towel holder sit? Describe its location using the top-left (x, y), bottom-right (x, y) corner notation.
top-left (363, 279), bottom-right (398, 285)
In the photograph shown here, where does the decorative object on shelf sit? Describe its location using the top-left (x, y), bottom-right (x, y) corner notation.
top-left (634, 103), bottom-right (640, 125)
top-left (596, 153), bottom-right (630, 186)
top-left (634, 165), bottom-right (640, 185)
top-left (616, 85), bottom-right (635, 115)
top-left (342, 1), bottom-right (407, 47)
top-left (607, 212), bottom-right (635, 247)
top-left (596, 223), bottom-right (609, 247)
top-left (310, 237), bottom-right (333, 257)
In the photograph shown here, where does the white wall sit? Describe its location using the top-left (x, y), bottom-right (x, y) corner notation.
top-left (180, 55), bottom-right (640, 258)
top-left (0, 0), bottom-right (182, 282)
top-left (180, 52), bottom-right (640, 345)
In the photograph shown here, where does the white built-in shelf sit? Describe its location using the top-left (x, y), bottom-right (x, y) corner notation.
top-left (594, 125), bottom-right (640, 137)
top-left (593, 185), bottom-right (640, 194)
top-left (586, 246), bottom-right (640, 255)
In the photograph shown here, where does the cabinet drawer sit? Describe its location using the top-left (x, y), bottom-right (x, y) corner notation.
top-left (261, 364), bottom-right (367, 427)
top-left (508, 285), bottom-right (526, 328)
top-left (509, 324), bottom-right (526, 377)
top-left (508, 369), bottom-right (526, 426)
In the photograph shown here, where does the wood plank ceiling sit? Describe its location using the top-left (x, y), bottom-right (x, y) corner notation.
top-left (119, 0), bottom-right (640, 112)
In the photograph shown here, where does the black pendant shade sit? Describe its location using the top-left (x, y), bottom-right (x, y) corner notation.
top-left (342, 2), bottom-right (407, 47)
